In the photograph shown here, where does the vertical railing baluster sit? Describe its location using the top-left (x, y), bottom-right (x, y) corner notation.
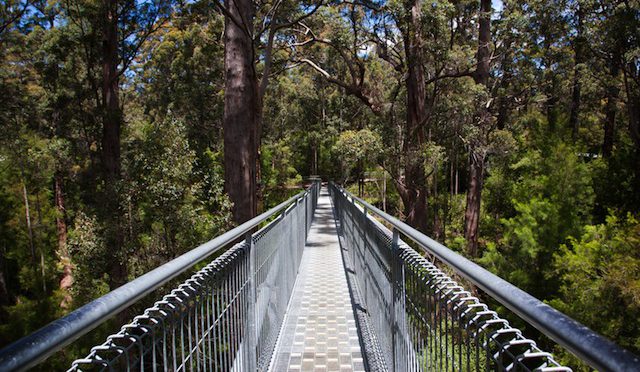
top-left (244, 233), bottom-right (257, 372)
top-left (391, 227), bottom-right (405, 372)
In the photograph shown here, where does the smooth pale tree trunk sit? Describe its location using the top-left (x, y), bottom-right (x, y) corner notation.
top-left (382, 168), bottom-right (386, 213)
top-left (547, 82), bottom-right (559, 131)
top-left (313, 144), bottom-right (318, 175)
top-left (541, 25), bottom-right (557, 132)
top-left (223, 0), bottom-right (259, 224)
top-left (22, 182), bottom-right (36, 263)
top-left (54, 175), bottom-right (73, 309)
top-left (433, 163), bottom-right (443, 240)
top-left (102, 0), bottom-right (126, 290)
top-left (464, 0), bottom-right (491, 257)
top-left (34, 193), bottom-right (47, 293)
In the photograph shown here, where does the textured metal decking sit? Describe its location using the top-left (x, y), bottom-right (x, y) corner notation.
top-left (270, 188), bottom-right (365, 372)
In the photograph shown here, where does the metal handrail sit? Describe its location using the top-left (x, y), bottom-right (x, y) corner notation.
top-left (332, 183), bottom-right (640, 372)
top-left (0, 188), bottom-right (313, 372)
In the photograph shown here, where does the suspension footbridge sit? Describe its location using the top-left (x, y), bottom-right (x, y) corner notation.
top-left (0, 183), bottom-right (638, 371)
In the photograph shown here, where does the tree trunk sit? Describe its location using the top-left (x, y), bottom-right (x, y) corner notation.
top-left (0, 248), bottom-right (9, 322)
top-left (464, 153), bottom-right (484, 257)
top-left (399, 0), bottom-right (428, 232)
top-left (540, 19), bottom-right (558, 133)
top-left (34, 193), bottom-right (47, 294)
top-left (310, 138), bottom-right (318, 176)
top-left (473, 0), bottom-right (491, 87)
top-left (21, 182), bottom-right (36, 263)
top-left (603, 60), bottom-right (620, 158)
top-left (223, 0), bottom-right (258, 224)
top-left (54, 175), bottom-right (73, 309)
top-left (382, 166), bottom-right (386, 213)
top-left (495, 68), bottom-right (510, 130)
top-left (624, 63), bottom-right (640, 192)
top-left (102, 0), bottom-right (120, 182)
top-left (569, 70), bottom-right (582, 140)
top-left (464, 0), bottom-right (491, 257)
top-left (101, 0), bottom-right (126, 290)
top-left (546, 80), bottom-right (559, 131)
top-left (496, 98), bottom-right (508, 130)
top-left (624, 63), bottom-right (640, 152)
top-left (603, 84), bottom-right (618, 158)
top-left (433, 163), bottom-right (443, 240)
top-left (569, 4), bottom-right (585, 141)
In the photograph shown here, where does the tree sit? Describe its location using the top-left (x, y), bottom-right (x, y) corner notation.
top-left (551, 213), bottom-right (640, 363)
top-left (217, 0), bottom-right (323, 223)
top-left (102, 0), bottom-right (170, 289)
top-left (463, 0), bottom-right (492, 257)
top-left (293, 0), bottom-right (471, 231)
top-left (333, 129), bottom-right (383, 194)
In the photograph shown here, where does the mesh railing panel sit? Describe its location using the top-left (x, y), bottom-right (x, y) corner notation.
top-left (68, 244), bottom-right (249, 372)
top-left (69, 183), bottom-right (319, 372)
top-left (330, 184), bottom-right (571, 372)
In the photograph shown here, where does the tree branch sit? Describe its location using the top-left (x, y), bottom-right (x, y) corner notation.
top-left (297, 58), bottom-right (382, 114)
top-left (0, 0), bottom-right (29, 36)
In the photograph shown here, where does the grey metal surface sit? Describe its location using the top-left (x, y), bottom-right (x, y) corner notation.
top-left (0, 183), bottom-right (319, 372)
top-left (330, 183), bottom-right (640, 372)
top-left (64, 183), bottom-right (319, 372)
top-left (270, 189), bottom-right (365, 372)
top-left (330, 183), bottom-right (575, 372)
top-left (332, 196), bottom-right (388, 372)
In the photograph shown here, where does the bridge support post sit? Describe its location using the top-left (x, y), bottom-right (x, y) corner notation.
top-left (391, 228), bottom-right (406, 372)
top-left (244, 232), bottom-right (257, 371)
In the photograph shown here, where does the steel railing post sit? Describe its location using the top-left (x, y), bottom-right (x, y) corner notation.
top-left (305, 192), bottom-right (308, 238)
top-left (244, 232), bottom-right (257, 372)
top-left (391, 227), bottom-right (405, 372)
top-left (362, 206), bottom-right (369, 309)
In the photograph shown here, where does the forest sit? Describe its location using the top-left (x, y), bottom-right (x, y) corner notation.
top-left (0, 0), bottom-right (639, 369)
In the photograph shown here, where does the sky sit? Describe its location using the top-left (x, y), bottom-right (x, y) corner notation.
top-left (493, 0), bottom-right (504, 12)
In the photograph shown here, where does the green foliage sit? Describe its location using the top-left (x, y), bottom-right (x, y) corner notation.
top-left (1, 0), bottom-right (640, 366)
top-left (0, 0), bottom-right (233, 361)
top-left (137, 8), bottom-right (225, 154)
top-left (124, 117), bottom-right (233, 277)
top-left (262, 139), bottom-right (301, 190)
top-left (551, 213), bottom-right (640, 363)
top-left (592, 141), bottom-right (640, 218)
top-left (332, 129), bottom-right (383, 181)
top-left (67, 212), bottom-right (109, 306)
top-left (480, 142), bottom-right (595, 298)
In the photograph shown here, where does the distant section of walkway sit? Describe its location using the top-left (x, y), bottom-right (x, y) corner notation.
top-left (270, 187), bottom-right (365, 372)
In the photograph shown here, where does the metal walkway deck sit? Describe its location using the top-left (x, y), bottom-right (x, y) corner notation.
top-left (270, 189), bottom-right (365, 372)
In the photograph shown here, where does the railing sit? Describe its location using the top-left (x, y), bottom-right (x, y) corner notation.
top-left (0, 182), bottom-right (320, 372)
top-left (329, 183), bottom-right (640, 372)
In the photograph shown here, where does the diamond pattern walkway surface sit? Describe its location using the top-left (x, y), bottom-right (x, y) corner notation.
top-left (269, 187), bottom-right (365, 372)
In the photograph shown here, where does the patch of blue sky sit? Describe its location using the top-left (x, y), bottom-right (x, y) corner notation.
top-left (492, 0), bottom-right (504, 20)
top-left (492, 0), bottom-right (504, 12)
